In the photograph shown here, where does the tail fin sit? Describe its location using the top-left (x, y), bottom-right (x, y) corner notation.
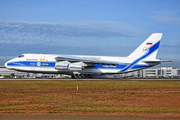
top-left (128, 33), bottom-right (163, 59)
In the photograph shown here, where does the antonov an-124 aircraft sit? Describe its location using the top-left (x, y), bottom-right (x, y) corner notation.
top-left (5, 33), bottom-right (171, 78)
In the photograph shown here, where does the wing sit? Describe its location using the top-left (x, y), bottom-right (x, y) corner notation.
top-left (55, 56), bottom-right (122, 65)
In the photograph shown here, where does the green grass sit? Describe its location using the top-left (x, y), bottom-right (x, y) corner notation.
top-left (0, 80), bottom-right (180, 114)
top-left (0, 80), bottom-right (180, 90)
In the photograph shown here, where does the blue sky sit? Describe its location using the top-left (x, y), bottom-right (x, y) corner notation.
top-left (0, 0), bottom-right (180, 67)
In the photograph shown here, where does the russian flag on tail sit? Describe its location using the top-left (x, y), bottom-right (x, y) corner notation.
top-left (146, 42), bottom-right (152, 45)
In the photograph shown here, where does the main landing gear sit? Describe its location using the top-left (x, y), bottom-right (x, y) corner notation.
top-left (71, 74), bottom-right (94, 79)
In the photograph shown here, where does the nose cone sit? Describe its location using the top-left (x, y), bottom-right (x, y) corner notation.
top-left (4, 59), bottom-right (15, 69)
top-left (4, 62), bottom-right (8, 68)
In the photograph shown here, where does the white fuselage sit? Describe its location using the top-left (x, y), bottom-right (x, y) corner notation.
top-left (4, 53), bottom-right (154, 75)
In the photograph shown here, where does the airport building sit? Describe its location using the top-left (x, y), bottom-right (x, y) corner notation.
top-left (0, 66), bottom-right (70, 78)
top-left (120, 67), bottom-right (180, 78)
top-left (142, 67), bottom-right (180, 78)
top-left (0, 66), bottom-right (180, 78)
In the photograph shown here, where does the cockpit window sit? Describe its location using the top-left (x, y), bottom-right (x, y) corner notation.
top-left (18, 55), bottom-right (24, 58)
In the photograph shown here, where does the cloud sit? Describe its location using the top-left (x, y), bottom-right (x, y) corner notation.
top-left (0, 20), bottom-right (146, 45)
top-left (151, 11), bottom-right (180, 25)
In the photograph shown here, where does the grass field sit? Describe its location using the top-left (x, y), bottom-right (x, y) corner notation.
top-left (0, 80), bottom-right (180, 115)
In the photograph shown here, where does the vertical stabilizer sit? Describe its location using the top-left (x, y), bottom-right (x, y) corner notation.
top-left (128, 33), bottom-right (162, 59)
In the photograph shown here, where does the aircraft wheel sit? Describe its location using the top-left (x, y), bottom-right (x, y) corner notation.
top-left (71, 75), bottom-right (75, 79)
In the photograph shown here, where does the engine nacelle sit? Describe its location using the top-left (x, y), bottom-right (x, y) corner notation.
top-left (55, 61), bottom-right (85, 71)
top-left (55, 61), bottom-right (69, 70)
top-left (68, 64), bottom-right (83, 71)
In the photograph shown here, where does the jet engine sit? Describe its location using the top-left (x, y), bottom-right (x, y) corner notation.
top-left (68, 64), bottom-right (83, 71)
top-left (55, 61), bottom-right (86, 71)
top-left (55, 61), bottom-right (68, 70)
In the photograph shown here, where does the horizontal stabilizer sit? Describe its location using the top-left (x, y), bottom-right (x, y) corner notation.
top-left (143, 60), bottom-right (175, 63)
top-left (142, 60), bottom-right (161, 63)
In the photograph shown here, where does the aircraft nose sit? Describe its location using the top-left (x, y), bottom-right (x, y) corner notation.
top-left (4, 57), bottom-right (20, 69)
top-left (4, 62), bottom-right (8, 68)
top-left (4, 59), bottom-right (14, 69)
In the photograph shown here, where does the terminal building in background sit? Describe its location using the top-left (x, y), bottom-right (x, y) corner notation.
top-left (0, 66), bottom-right (64, 78)
top-left (120, 67), bottom-right (180, 78)
top-left (0, 66), bottom-right (180, 78)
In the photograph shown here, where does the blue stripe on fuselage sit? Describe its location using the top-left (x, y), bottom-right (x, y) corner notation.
top-left (86, 64), bottom-right (150, 70)
top-left (7, 61), bottom-right (55, 67)
top-left (7, 62), bottom-right (150, 70)
top-left (86, 64), bottom-right (127, 69)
